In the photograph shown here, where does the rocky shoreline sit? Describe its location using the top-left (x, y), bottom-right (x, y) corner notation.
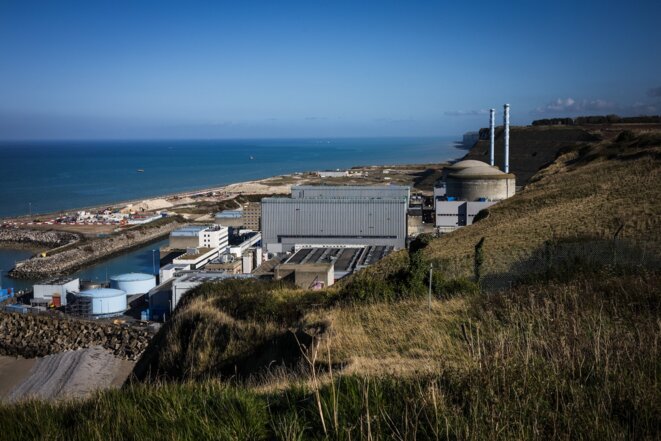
top-left (0, 229), bottom-right (80, 249)
top-left (0, 312), bottom-right (151, 360)
top-left (7, 221), bottom-right (182, 279)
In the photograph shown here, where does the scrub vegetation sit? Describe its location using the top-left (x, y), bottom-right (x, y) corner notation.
top-left (1, 128), bottom-right (660, 440)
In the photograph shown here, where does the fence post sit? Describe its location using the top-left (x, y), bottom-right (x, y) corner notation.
top-left (474, 237), bottom-right (485, 286)
top-left (428, 263), bottom-right (433, 312)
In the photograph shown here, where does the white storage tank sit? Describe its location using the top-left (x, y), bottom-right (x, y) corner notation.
top-left (77, 288), bottom-right (127, 317)
top-left (110, 273), bottom-right (156, 295)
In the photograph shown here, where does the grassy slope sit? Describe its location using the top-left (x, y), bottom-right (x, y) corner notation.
top-left (423, 131), bottom-right (661, 279)
top-left (1, 129), bottom-right (660, 440)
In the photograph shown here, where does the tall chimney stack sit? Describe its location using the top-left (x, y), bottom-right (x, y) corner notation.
top-left (503, 103), bottom-right (510, 173)
top-left (489, 109), bottom-right (495, 166)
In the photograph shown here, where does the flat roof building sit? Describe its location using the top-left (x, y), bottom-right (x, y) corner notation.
top-left (169, 225), bottom-right (229, 251)
top-left (274, 245), bottom-right (393, 288)
top-left (33, 277), bottom-right (79, 307)
top-left (148, 271), bottom-right (253, 320)
top-left (262, 197), bottom-right (407, 253)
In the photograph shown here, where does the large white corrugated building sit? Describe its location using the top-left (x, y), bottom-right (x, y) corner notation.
top-left (262, 185), bottom-right (409, 254)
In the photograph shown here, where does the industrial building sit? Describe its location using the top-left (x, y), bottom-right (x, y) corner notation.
top-left (148, 271), bottom-right (253, 321)
top-left (172, 247), bottom-right (221, 269)
top-left (169, 225), bottom-right (229, 250)
top-left (291, 185), bottom-right (410, 202)
top-left (274, 245), bottom-right (393, 288)
top-left (159, 263), bottom-right (190, 283)
top-left (243, 202), bottom-right (261, 230)
top-left (262, 197), bottom-right (408, 253)
top-left (109, 273), bottom-right (156, 295)
top-left (214, 209), bottom-right (244, 228)
top-left (434, 104), bottom-right (517, 232)
top-left (205, 255), bottom-right (243, 273)
top-left (228, 231), bottom-right (261, 257)
top-left (32, 277), bottom-right (79, 307)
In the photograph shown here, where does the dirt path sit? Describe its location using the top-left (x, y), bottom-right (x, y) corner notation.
top-left (2, 346), bottom-right (134, 403)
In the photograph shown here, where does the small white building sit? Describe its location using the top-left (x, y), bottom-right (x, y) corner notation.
top-left (159, 263), bottom-right (190, 284)
top-left (172, 247), bottom-right (221, 270)
top-left (228, 232), bottom-right (262, 258)
top-left (33, 277), bottom-right (79, 307)
top-left (317, 170), bottom-right (348, 178)
top-left (169, 225), bottom-right (228, 251)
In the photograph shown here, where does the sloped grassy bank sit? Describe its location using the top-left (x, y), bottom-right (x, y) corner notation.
top-left (0, 264), bottom-right (658, 440)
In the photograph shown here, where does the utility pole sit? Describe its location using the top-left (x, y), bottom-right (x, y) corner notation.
top-left (152, 249), bottom-right (157, 275)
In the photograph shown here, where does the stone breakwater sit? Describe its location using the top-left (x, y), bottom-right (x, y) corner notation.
top-left (0, 313), bottom-right (152, 360)
top-left (9, 221), bottom-right (182, 279)
top-left (0, 228), bottom-right (80, 248)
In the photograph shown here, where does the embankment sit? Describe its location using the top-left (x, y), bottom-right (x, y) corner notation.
top-left (0, 312), bottom-right (152, 360)
top-left (8, 220), bottom-right (182, 279)
top-left (0, 229), bottom-right (80, 250)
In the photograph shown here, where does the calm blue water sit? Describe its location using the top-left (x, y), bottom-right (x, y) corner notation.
top-left (0, 137), bottom-right (460, 218)
top-left (0, 238), bottom-right (169, 291)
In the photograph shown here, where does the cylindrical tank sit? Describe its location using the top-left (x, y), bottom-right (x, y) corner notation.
top-left (446, 167), bottom-right (516, 201)
top-left (109, 273), bottom-right (156, 295)
top-left (77, 288), bottom-right (127, 317)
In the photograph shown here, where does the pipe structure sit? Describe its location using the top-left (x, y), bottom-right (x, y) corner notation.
top-left (503, 104), bottom-right (510, 173)
top-left (489, 108), bottom-right (495, 166)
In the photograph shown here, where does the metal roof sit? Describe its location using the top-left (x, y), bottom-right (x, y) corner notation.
top-left (171, 226), bottom-right (208, 237)
top-left (110, 273), bottom-right (155, 282)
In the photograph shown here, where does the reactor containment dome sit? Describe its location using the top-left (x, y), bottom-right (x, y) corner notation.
top-left (445, 162), bottom-right (515, 201)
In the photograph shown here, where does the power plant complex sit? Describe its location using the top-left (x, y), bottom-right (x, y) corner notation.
top-left (262, 185), bottom-right (409, 253)
top-left (4, 104), bottom-right (517, 322)
top-left (434, 104), bottom-right (516, 231)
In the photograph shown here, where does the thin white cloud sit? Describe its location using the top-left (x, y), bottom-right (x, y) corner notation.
top-left (444, 109), bottom-right (489, 117)
top-left (533, 97), bottom-right (616, 115)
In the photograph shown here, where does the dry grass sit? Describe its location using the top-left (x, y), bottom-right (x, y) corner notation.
top-left (161, 296), bottom-right (282, 379)
top-left (306, 298), bottom-right (471, 377)
top-left (423, 136), bottom-right (661, 280)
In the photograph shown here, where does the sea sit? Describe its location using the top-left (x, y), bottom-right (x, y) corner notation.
top-left (0, 136), bottom-right (463, 289)
top-left (0, 137), bottom-right (462, 219)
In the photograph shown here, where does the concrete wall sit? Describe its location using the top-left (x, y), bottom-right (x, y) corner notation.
top-left (274, 263), bottom-right (334, 289)
top-left (435, 201), bottom-right (496, 228)
top-left (445, 177), bottom-right (515, 201)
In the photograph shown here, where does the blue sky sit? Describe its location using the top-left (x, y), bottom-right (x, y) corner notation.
top-left (1, 0), bottom-right (660, 139)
